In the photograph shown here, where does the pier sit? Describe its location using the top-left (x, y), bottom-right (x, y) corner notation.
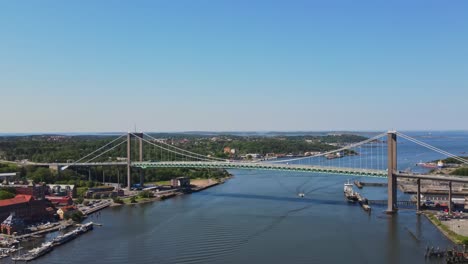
top-left (78, 200), bottom-right (112, 215)
top-left (356, 193), bottom-right (371, 212)
top-left (15, 220), bottom-right (74, 240)
top-left (11, 222), bottom-right (94, 261)
top-left (354, 180), bottom-right (388, 188)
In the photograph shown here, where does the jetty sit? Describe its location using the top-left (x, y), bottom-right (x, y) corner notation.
top-left (15, 220), bottom-right (74, 240)
top-left (354, 180), bottom-right (387, 188)
top-left (79, 200), bottom-right (112, 215)
top-left (356, 192), bottom-right (371, 212)
top-left (11, 222), bottom-right (94, 261)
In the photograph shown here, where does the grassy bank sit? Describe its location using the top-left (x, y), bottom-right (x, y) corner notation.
top-left (121, 196), bottom-right (156, 205)
top-left (425, 213), bottom-right (468, 245)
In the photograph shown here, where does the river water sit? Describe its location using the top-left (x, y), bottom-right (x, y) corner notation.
top-left (7, 131), bottom-right (468, 264)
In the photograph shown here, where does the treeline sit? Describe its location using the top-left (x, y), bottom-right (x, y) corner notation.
top-left (451, 167), bottom-right (468, 176)
top-left (0, 135), bottom-right (124, 163)
top-left (440, 157), bottom-right (468, 164)
top-left (157, 134), bottom-right (368, 159)
top-left (0, 134), bottom-right (368, 163)
top-left (0, 162), bottom-right (229, 188)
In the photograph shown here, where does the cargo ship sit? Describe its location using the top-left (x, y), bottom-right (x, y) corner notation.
top-left (344, 181), bottom-right (359, 202)
top-left (416, 160), bottom-right (445, 169)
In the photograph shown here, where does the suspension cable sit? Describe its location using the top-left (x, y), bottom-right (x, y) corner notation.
top-left (84, 140), bottom-right (128, 163)
top-left (142, 133), bottom-right (227, 162)
top-left (71, 133), bottom-right (126, 164)
top-left (269, 132), bottom-right (387, 163)
top-left (132, 133), bottom-right (221, 162)
top-left (397, 132), bottom-right (468, 165)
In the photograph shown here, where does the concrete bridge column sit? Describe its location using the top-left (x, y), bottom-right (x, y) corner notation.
top-left (386, 131), bottom-right (398, 214)
top-left (449, 181), bottom-right (453, 214)
top-left (127, 133), bottom-right (131, 190)
top-left (139, 134), bottom-right (144, 186)
top-left (416, 178), bottom-right (421, 212)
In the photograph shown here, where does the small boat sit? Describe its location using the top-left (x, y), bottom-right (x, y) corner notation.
top-left (298, 193), bottom-right (305, 198)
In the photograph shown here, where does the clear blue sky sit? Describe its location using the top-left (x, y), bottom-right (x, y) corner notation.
top-left (1, 0), bottom-right (467, 132)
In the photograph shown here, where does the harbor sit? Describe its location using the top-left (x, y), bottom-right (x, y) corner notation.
top-left (10, 222), bottom-right (94, 262)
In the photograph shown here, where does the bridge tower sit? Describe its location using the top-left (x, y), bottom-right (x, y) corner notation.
top-left (127, 132), bottom-right (144, 190)
top-left (386, 131), bottom-right (398, 214)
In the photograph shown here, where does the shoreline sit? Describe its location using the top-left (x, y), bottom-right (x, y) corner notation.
top-left (423, 212), bottom-right (468, 245)
top-left (112, 176), bottom-right (231, 207)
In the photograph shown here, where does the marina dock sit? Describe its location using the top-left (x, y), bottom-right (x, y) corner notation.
top-left (15, 220), bottom-right (74, 240)
top-left (11, 222), bottom-right (95, 262)
top-left (78, 200), bottom-right (112, 215)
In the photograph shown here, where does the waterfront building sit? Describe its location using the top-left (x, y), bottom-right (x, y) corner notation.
top-left (0, 195), bottom-right (55, 229)
top-left (57, 205), bottom-right (78, 220)
top-left (8, 183), bottom-right (46, 200)
top-left (0, 213), bottom-right (24, 235)
top-left (46, 184), bottom-right (76, 198)
top-left (85, 186), bottom-right (120, 198)
top-left (171, 177), bottom-right (190, 188)
top-left (46, 196), bottom-right (73, 207)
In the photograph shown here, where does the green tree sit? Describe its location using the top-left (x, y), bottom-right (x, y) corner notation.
top-left (451, 167), bottom-right (468, 176)
top-left (75, 197), bottom-right (84, 204)
top-left (0, 190), bottom-right (15, 200)
top-left (65, 211), bottom-right (84, 222)
top-left (139, 190), bottom-right (153, 199)
top-left (30, 167), bottom-right (54, 183)
top-left (113, 197), bottom-right (124, 204)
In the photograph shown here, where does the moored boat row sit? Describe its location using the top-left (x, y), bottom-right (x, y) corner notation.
top-left (10, 222), bottom-right (94, 262)
top-left (11, 241), bottom-right (53, 261)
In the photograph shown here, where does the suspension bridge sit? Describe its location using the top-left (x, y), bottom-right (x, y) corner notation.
top-left (31, 131), bottom-right (468, 214)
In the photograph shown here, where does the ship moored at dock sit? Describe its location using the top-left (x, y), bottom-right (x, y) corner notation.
top-left (11, 242), bottom-right (53, 262)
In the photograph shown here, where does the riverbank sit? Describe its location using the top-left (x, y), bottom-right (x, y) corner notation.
top-left (424, 212), bottom-right (468, 245)
top-left (117, 177), bottom-right (231, 206)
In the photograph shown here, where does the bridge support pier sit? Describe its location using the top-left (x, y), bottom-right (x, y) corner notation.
top-left (139, 135), bottom-right (144, 186)
top-left (386, 131), bottom-right (398, 214)
top-left (449, 181), bottom-right (453, 214)
top-left (127, 133), bottom-right (131, 190)
top-left (416, 179), bottom-right (421, 212)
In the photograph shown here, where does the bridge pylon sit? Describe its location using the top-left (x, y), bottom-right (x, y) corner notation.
top-left (127, 132), bottom-right (144, 190)
top-left (386, 131), bottom-right (398, 214)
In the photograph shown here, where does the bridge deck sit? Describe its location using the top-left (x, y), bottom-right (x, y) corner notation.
top-left (133, 161), bottom-right (388, 177)
top-left (31, 161), bottom-right (468, 182)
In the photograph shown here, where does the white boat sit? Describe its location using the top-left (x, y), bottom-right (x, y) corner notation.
top-left (11, 242), bottom-right (53, 261)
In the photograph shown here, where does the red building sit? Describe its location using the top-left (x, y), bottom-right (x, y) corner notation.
top-left (8, 184), bottom-right (46, 199)
top-left (46, 196), bottom-right (73, 207)
top-left (0, 195), bottom-right (54, 229)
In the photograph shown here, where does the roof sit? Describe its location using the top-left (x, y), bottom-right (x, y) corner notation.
top-left (0, 195), bottom-right (33, 207)
top-left (1, 213), bottom-right (23, 226)
top-left (59, 205), bottom-right (77, 212)
top-left (0, 173), bottom-right (16, 177)
top-left (47, 184), bottom-right (75, 189)
top-left (46, 196), bottom-right (72, 204)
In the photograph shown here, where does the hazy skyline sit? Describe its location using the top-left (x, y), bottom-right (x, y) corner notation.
top-left (1, 1), bottom-right (467, 133)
